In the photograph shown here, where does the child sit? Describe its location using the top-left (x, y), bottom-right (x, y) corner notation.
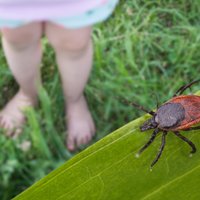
top-left (0, 0), bottom-right (118, 151)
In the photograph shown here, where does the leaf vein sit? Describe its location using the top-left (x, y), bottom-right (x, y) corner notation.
top-left (140, 163), bottom-right (200, 200)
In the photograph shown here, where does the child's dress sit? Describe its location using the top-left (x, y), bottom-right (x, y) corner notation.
top-left (0, 0), bottom-right (119, 28)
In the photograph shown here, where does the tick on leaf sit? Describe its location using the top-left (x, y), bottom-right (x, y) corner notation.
top-left (132, 80), bottom-right (200, 168)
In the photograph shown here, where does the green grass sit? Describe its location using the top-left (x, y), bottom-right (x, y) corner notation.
top-left (1, 0), bottom-right (200, 199)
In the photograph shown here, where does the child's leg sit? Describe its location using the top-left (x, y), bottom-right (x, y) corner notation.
top-left (0, 22), bottom-right (42, 135)
top-left (45, 22), bottom-right (95, 151)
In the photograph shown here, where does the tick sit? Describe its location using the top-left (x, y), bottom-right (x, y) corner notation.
top-left (132, 80), bottom-right (200, 168)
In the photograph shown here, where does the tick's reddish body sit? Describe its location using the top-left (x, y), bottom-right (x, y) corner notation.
top-left (167, 95), bottom-right (200, 131)
top-left (131, 80), bottom-right (200, 168)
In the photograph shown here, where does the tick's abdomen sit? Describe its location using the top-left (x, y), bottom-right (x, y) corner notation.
top-left (158, 95), bottom-right (200, 130)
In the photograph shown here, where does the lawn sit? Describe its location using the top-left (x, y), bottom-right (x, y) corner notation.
top-left (1, 0), bottom-right (200, 199)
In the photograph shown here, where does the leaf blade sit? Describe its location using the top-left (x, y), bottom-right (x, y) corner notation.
top-left (13, 107), bottom-right (200, 200)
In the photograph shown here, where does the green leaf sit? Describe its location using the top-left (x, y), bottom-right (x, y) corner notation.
top-left (14, 95), bottom-right (200, 200)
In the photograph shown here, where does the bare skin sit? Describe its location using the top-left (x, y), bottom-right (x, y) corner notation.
top-left (0, 22), bottom-right (41, 136)
top-left (0, 89), bottom-right (36, 136)
top-left (0, 22), bottom-right (95, 150)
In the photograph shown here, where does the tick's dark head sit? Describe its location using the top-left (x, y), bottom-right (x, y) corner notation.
top-left (140, 116), bottom-right (158, 131)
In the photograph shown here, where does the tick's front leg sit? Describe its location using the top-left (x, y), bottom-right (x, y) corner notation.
top-left (136, 128), bottom-right (160, 157)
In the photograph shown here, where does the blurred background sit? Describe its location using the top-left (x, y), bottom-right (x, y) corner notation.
top-left (1, 0), bottom-right (200, 199)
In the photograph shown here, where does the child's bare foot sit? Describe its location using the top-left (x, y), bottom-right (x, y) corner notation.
top-left (66, 95), bottom-right (95, 151)
top-left (0, 90), bottom-right (36, 137)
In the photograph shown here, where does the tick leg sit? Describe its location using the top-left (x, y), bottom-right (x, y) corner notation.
top-left (151, 131), bottom-right (167, 168)
top-left (137, 128), bottom-right (159, 156)
top-left (183, 126), bottom-right (200, 131)
top-left (173, 131), bottom-right (196, 153)
top-left (130, 102), bottom-right (155, 116)
top-left (173, 79), bottom-right (200, 97)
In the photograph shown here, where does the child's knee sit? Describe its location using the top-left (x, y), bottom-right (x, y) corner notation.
top-left (1, 22), bottom-right (42, 49)
top-left (45, 22), bottom-right (92, 54)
